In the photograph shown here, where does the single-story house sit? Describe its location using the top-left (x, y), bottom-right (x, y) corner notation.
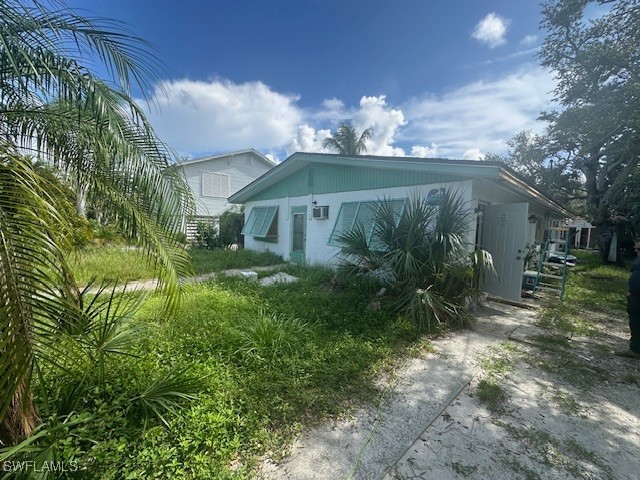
top-left (229, 152), bottom-right (570, 302)
top-left (177, 149), bottom-right (277, 235)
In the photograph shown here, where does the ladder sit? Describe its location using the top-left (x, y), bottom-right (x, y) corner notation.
top-left (533, 226), bottom-right (570, 299)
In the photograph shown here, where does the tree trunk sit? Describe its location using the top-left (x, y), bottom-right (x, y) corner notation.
top-left (595, 224), bottom-right (626, 266)
top-left (0, 377), bottom-right (38, 446)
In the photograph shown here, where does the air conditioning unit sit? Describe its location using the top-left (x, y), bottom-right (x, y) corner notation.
top-left (312, 205), bottom-right (329, 220)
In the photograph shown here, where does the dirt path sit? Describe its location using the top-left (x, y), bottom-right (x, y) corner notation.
top-left (260, 302), bottom-right (640, 480)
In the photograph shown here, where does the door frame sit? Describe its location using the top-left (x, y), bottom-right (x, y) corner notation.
top-left (290, 206), bottom-right (307, 264)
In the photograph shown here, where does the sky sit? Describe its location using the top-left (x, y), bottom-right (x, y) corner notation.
top-left (65, 0), bottom-right (560, 162)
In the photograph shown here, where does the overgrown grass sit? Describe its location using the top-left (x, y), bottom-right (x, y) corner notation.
top-left (69, 245), bottom-right (157, 284)
top-left (51, 265), bottom-right (422, 478)
top-left (536, 249), bottom-right (629, 337)
top-left (564, 250), bottom-right (629, 312)
top-left (70, 246), bottom-right (284, 285)
top-left (189, 248), bottom-right (284, 274)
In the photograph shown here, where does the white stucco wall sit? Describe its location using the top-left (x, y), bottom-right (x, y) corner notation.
top-left (243, 180), bottom-right (475, 265)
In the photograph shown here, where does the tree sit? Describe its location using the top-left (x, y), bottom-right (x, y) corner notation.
top-left (322, 121), bottom-right (371, 155)
top-left (0, 0), bottom-right (193, 445)
top-left (485, 130), bottom-right (585, 212)
top-left (539, 0), bottom-right (640, 262)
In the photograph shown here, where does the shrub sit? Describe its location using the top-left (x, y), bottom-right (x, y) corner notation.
top-left (336, 190), bottom-right (494, 332)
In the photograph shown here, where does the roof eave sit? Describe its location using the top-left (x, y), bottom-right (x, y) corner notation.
top-left (497, 169), bottom-right (570, 217)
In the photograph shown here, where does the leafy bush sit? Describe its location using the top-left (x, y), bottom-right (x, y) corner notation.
top-left (336, 190), bottom-right (494, 332)
top-left (1, 284), bottom-right (202, 479)
top-left (194, 208), bottom-right (244, 250)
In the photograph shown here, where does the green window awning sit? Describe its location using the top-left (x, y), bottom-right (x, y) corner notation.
top-left (328, 199), bottom-right (406, 249)
top-left (242, 206), bottom-right (278, 238)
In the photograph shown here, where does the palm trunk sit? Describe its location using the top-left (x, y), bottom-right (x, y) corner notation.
top-left (0, 376), bottom-right (38, 446)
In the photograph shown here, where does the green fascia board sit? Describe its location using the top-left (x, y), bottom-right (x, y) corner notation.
top-left (229, 152), bottom-right (502, 204)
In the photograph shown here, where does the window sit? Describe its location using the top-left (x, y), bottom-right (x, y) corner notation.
top-left (201, 172), bottom-right (230, 197)
top-left (241, 206), bottom-right (278, 240)
top-left (328, 199), bottom-right (406, 249)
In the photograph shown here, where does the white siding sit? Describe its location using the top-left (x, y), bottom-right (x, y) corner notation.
top-left (180, 152), bottom-right (273, 217)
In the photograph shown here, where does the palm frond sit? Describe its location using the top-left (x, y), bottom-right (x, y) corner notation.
top-left (131, 369), bottom-right (203, 429)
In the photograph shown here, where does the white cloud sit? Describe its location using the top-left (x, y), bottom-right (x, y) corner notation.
top-left (139, 66), bottom-right (555, 163)
top-left (285, 124), bottom-right (331, 156)
top-left (472, 13), bottom-right (510, 48)
top-left (411, 144), bottom-right (439, 158)
top-left (402, 66), bottom-right (556, 158)
top-left (520, 34), bottom-right (538, 46)
top-left (462, 148), bottom-right (485, 160)
top-left (353, 95), bottom-right (406, 156)
top-left (141, 79), bottom-right (302, 155)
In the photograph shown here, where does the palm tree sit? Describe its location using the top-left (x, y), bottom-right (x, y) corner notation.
top-left (322, 121), bottom-right (371, 155)
top-left (0, 0), bottom-right (193, 445)
top-left (335, 191), bottom-right (495, 332)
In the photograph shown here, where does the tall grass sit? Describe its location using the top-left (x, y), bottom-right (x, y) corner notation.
top-left (70, 246), bottom-right (284, 285)
top-left (189, 248), bottom-right (283, 274)
top-left (69, 245), bottom-right (157, 284)
top-left (538, 249), bottom-right (630, 335)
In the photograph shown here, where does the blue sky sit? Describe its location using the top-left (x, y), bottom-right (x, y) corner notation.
top-left (66, 0), bottom-right (558, 161)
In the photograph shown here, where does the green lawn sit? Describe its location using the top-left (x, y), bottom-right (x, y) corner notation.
top-left (537, 249), bottom-right (630, 335)
top-left (566, 249), bottom-right (629, 312)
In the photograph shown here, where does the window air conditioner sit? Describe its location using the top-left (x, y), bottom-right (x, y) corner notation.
top-left (312, 205), bottom-right (329, 220)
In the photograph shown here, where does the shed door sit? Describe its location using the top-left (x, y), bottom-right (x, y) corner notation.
top-left (481, 203), bottom-right (528, 302)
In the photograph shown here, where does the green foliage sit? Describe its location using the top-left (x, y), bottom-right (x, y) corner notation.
top-left (1, 284), bottom-right (201, 479)
top-left (563, 250), bottom-right (628, 312)
top-left (335, 191), bottom-right (493, 332)
top-left (69, 246), bottom-right (158, 285)
top-left (7, 264), bottom-right (420, 479)
top-left (235, 312), bottom-right (311, 361)
top-left (476, 379), bottom-right (506, 412)
top-left (194, 210), bottom-right (243, 250)
top-left (539, 0), bottom-right (640, 231)
top-left (322, 122), bottom-right (371, 155)
top-left (0, 0), bottom-right (195, 446)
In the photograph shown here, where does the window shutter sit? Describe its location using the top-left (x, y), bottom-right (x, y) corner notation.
top-left (241, 206), bottom-right (278, 237)
top-left (201, 172), bottom-right (230, 197)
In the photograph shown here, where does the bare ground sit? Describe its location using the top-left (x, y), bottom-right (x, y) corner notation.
top-left (260, 301), bottom-right (640, 480)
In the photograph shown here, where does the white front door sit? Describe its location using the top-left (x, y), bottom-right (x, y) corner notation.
top-left (481, 203), bottom-right (528, 302)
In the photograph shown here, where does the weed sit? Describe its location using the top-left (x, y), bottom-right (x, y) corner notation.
top-left (499, 456), bottom-right (541, 480)
top-left (235, 312), bottom-right (311, 361)
top-left (549, 390), bottom-right (582, 416)
top-left (476, 379), bottom-right (507, 412)
top-left (450, 461), bottom-right (477, 476)
top-left (494, 421), bottom-right (614, 480)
